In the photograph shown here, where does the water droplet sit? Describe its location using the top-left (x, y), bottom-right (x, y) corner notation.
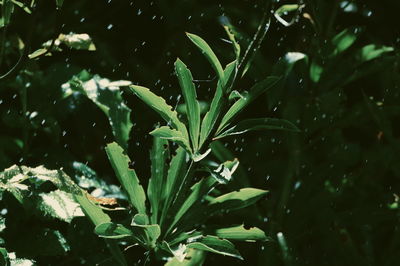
top-left (107, 24), bottom-right (113, 30)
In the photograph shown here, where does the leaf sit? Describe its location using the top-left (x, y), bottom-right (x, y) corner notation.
top-left (38, 189), bottom-right (84, 223)
top-left (274, 4), bottom-right (304, 27)
top-left (161, 241), bottom-right (188, 263)
top-left (0, 248), bottom-right (8, 265)
top-left (222, 25), bottom-right (241, 60)
top-left (150, 126), bottom-right (191, 153)
top-left (187, 236), bottom-right (243, 260)
top-left (209, 158), bottom-right (240, 184)
top-left (131, 214), bottom-right (161, 248)
top-left (217, 76), bottom-right (281, 134)
top-left (186, 33), bottom-right (224, 81)
top-left (105, 142), bottom-right (147, 214)
top-left (55, 0), bottom-right (64, 9)
top-left (310, 61), bottom-right (323, 83)
top-left (160, 147), bottom-right (188, 227)
top-left (166, 177), bottom-right (217, 236)
top-left (2, 0), bottom-right (14, 26)
top-left (357, 44), bottom-right (394, 62)
top-left (129, 85), bottom-right (189, 141)
top-left (216, 118), bottom-right (300, 139)
top-left (210, 225), bottom-right (268, 241)
top-left (175, 58), bottom-right (201, 151)
top-left (62, 71), bottom-right (133, 150)
top-left (165, 248), bottom-right (206, 266)
top-left (208, 188), bottom-right (268, 212)
top-left (95, 222), bottom-right (134, 239)
top-left (329, 27), bottom-right (362, 57)
top-left (57, 33), bottom-right (96, 50)
top-left (148, 137), bottom-right (169, 223)
top-left (199, 61), bottom-right (237, 147)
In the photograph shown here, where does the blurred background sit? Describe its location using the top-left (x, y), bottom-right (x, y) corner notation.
top-left (1, 0), bottom-right (399, 265)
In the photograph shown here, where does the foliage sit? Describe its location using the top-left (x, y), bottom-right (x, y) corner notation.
top-left (0, 0), bottom-right (399, 265)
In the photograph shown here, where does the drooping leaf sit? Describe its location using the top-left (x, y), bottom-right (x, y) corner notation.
top-left (129, 85), bottom-right (189, 141)
top-left (148, 137), bottom-right (169, 223)
top-left (105, 142), bottom-right (147, 214)
top-left (217, 76), bottom-right (281, 134)
top-left (216, 117), bottom-right (300, 139)
top-left (187, 236), bottom-right (243, 260)
top-left (62, 71), bottom-right (132, 150)
top-left (186, 33), bottom-right (224, 81)
top-left (175, 58), bottom-right (201, 151)
top-left (208, 188), bottom-right (268, 212)
top-left (131, 214), bottom-right (161, 248)
top-left (199, 61), bottom-right (237, 147)
top-left (150, 126), bottom-right (191, 153)
top-left (274, 4), bottom-right (304, 27)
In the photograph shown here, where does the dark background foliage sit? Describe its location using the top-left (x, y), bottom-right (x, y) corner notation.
top-left (1, 0), bottom-right (399, 265)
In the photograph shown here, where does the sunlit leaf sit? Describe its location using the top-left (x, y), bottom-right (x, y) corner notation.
top-left (208, 188), bottom-right (268, 212)
top-left (105, 142), bottom-right (147, 214)
top-left (129, 85), bottom-right (189, 141)
top-left (187, 236), bottom-right (243, 260)
top-left (150, 126), bottom-right (191, 153)
top-left (175, 58), bottom-right (201, 151)
top-left (217, 76), bottom-right (281, 134)
top-left (186, 33), bottom-right (224, 81)
top-left (211, 225), bottom-right (268, 241)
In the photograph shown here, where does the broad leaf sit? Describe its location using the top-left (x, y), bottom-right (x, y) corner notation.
top-left (129, 85), bottom-right (189, 141)
top-left (62, 71), bottom-right (132, 150)
top-left (95, 222), bottom-right (134, 239)
top-left (175, 58), bottom-right (201, 151)
top-left (331, 27), bottom-right (359, 56)
top-left (217, 76), bottom-right (281, 134)
top-left (105, 142), bottom-right (147, 214)
top-left (186, 33), bottom-right (224, 81)
top-left (216, 117), bottom-right (300, 139)
top-left (165, 247), bottom-right (205, 265)
top-left (187, 236), bottom-right (243, 260)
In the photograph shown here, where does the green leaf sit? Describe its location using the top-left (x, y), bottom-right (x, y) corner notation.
top-left (208, 188), bottom-right (268, 212)
top-left (62, 71), bottom-right (132, 150)
top-left (95, 222), bottom-right (134, 239)
top-left (2, 0), bottom-right (14, 26)
top-left (211, 225), bottom-right (268, 241)
top-left (148, 137), bottom-right (169, 223)
top-left (131, 215), bottom-right (161, 248)
top-left (38, 189), bottom-right (84, 223)
top-left (166, 177), bottom-right (217, 236)
top-left (310, 61), bottom-right (323, 83)
top-left (160, 147), bottom-right (188, 227)
top-left (199, 61), bottom-right (237, 147)
top-left (357, 44), bottom-right (394, 62)
top-left (129, 85), bottom-right (189, 141)
top-left (150, 126), bottom-right (191, 153)
top-left (274, 4), bottom-right (303, 27)
top-left (105, 142), bottom-right (147, 214)
top-left (161, 241), bottom-right (188, 263)
top-left (216, 118), bottom-right (300, 139)
top-left (222, 25), bottom-right (241, 60)
top-left (187, 236), bottom-right (242, 260)
top-left (217, 76), bottom-right (281, 134)
top-left (186, 33), bottom-right (224, 81)
top-left (55, 0), bottom-right (64, 9)
top-left (175, 58), bottom-right (201, 151)
top-left (0, 248), bottom-right (8, 266)
top-left (331, 28), bottom-right (359, 56)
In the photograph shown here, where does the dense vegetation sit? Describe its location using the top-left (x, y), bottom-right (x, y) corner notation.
top-left (1, 0), bottom-right (399, 265)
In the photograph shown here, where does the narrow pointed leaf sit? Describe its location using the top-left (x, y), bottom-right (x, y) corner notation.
top-left (129, 85), bottom-right (189, 140)
top-left (150, 126), bottom-right (192, 153)
top-left (222, 25), bottom-right (241, 60)
top-left (148, 137), bottom-right (169, 223)
top-left (175, 58), bottom-right (201, 151)
top-left (186, 33), bottom-right (224, 81)
top-left (216, 118), bottom-right (300, 139)
top-left (208, 188), bottom-right (268, 212)
top-left (167, 177), bottom-right (217, 236)
top-left (187, 236), bottom-right (243, 260)
top-left (105, 142), bottom-right (147, 214)
top-left (95, 222), bottom-right (134, 239)
top-left (199, 61), bottom-right (237, 147)
top-left (217, 76), bottom-right (281, 134)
